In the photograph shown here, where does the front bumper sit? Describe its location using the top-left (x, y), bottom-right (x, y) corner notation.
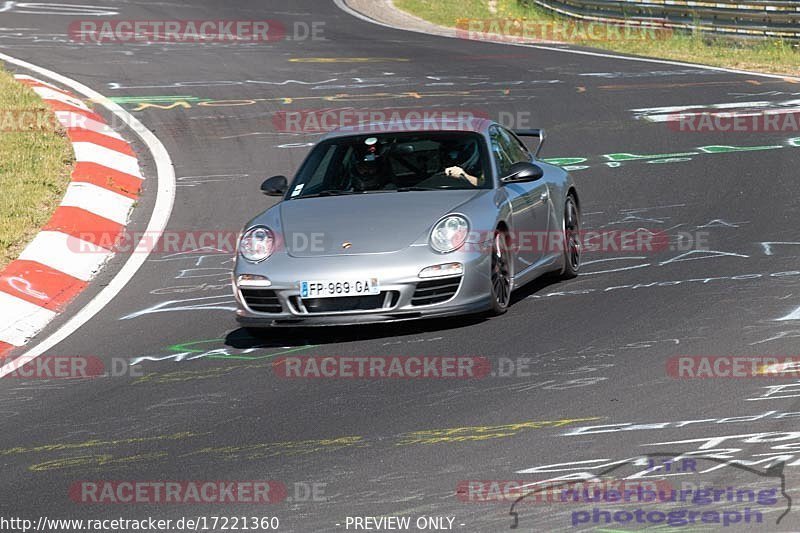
top-left (233, 245), bottom-right (493, 327)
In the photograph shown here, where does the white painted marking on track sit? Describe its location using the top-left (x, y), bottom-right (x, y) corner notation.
top-left (72, 142), bottom-right (142, 178)
top-left (119, 295), bottom-right (237, 320)
top-left (2, 2), bottom-right (118, 16)
top-left (18, 231), bottom-right (112, 282)
top-left (760, 242), bottom-right (800, 256)
top-left (7, 276), bottom-right (48, 300)
top-left (777, 307), bottom-right (800, 321)
top-left (60, 182), bottom-right (134, 225)
top-left (0, 292), bottom-right (58, 347)
top-left (0, 52), bottom-right (175, 378)
top-left (658, 249), bottom-right (748, 266)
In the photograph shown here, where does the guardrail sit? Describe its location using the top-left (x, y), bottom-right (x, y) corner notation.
top-left (521, 0), bottom-right (800, 39)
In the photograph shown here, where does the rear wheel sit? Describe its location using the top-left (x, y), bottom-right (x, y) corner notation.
top-left (489, 230), bottom-right (512, 315)
top-left (561, 194), bottom-right (581, 279)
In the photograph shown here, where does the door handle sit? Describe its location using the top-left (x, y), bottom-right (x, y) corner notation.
top-left (540, 191), bottom-right (548, 202)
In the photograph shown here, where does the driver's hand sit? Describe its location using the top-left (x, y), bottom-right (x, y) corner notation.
top-left (445, 166), bottom-right (466, 178)
top-left (445, 166), bottom-right (479, 186)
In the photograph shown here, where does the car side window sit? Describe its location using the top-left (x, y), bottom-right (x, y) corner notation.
top-left (306, 144), bottom-right (338, 191)
top-left (502, 128), bottom-right (533, 163)
top-left (489, 127), bottom-right (515, 177)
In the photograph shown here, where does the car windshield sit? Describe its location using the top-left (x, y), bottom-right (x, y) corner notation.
top-left (287, 131), bottom-right (491, 198)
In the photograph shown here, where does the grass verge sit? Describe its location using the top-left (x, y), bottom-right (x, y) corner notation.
top-left (394, 0), bottom-right (800, 77)
top-left (0, 65), bottom-right (73, 270)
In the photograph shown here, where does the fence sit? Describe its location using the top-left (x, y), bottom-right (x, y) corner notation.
top-left (521, 0), bottom-right (800, 39)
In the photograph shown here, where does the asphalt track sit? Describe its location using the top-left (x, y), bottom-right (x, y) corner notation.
top-left (1, 1), bottom-right (800, 531)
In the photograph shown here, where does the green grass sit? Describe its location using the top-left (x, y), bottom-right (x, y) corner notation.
top-left (0, 65), bottom-right (73, 269)
top-left (395, 0), bottom-right (800, 77)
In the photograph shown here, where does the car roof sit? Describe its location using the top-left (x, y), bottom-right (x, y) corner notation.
top-left (322, 117), bottom-right (494, 140)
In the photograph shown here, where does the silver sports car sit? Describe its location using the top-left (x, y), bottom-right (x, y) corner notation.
top-left (233, 118), bottom-right (580, 327)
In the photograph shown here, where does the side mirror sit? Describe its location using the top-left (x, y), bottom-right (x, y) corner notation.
top-left (261, 175), bottom-right (288, 196)
top-left (501, 162), bottom-right (544, 184)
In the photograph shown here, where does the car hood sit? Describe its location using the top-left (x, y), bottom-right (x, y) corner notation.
top-left (279, 190), bottom-right (483, 257)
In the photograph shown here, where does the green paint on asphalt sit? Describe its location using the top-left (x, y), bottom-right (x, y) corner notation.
top-left (206, 344), bottom-right (318, 361)
top-left (168, 339), bottom-right (224, 354)
top-left (166, 338), bottom-right (318, 360)
top-left (545, 138), bottom-right (798, 170)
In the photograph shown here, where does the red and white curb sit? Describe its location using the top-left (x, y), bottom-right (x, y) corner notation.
top-left (0, 75), bottom-right (143, 358)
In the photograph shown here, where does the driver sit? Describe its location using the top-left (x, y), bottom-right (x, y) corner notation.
top-left (440, 139), bottom-right (481, 187)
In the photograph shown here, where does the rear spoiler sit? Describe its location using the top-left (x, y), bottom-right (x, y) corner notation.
top-left (514, 129), bottom-right (545, 159)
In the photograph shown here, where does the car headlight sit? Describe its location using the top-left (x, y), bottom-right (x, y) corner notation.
top-left (430, 215), bottom-right (469, 253)
top-left (239, 226), bottom-right (274, 262)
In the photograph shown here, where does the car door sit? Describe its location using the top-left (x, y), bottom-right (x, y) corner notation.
top-left (489, 126), bottom-right (550, 272)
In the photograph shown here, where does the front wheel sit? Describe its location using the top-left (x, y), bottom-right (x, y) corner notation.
top-left (488, 230), bottom-right (512, 315)
top-left (561, 194), bottom-right (581, 279)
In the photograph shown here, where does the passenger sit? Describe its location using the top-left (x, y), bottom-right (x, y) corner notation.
top-left (352, 158), bottom-right (386, 191)
top-left (351, 138), bottom-right (391, 191)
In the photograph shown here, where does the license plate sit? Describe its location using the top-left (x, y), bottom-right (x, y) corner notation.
top-left (300, 278), bottom-right (380, 299)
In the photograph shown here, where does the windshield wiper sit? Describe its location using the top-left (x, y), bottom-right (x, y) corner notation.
top-left (297, 190), bottom-right (361, 199)
top-left (298, 187), bottom-right (441, 197)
